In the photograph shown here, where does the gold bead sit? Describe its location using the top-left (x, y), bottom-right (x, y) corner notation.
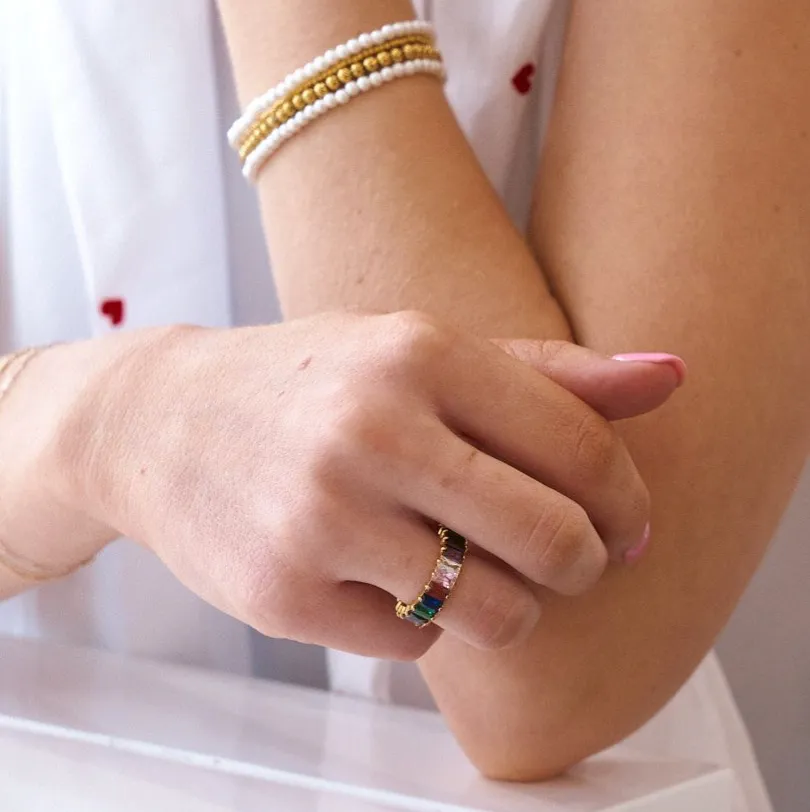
top-left (336, 67), bottom-right (353, 84)
top-left (403, 44), bottom-right (415, 60)
top-left (275, 108), bottom-right (286, 124)
top-left (302, 88), bottom-right (316, 105)
top-left (363, 56), bottom-right (378, 72)
top-left (292, 94), bottom-right (305, 110)
top-left (390, 48), bottom-right (404, 63)
top-left (350, 62), bottom-right (365, 78)
top-left (259, 121), bottom-right (269, 135)
top-left (314, 82), bottom-right (328, 98)
top-left (377, 51), bottom-right (392, 67)
top-left (282, 101), bottom-right (294, 118)
top-left (325, 75), bottom-right (340, 91)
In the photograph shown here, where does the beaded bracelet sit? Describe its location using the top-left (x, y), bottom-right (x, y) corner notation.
top-left (0, 345), bottom-right (96, 583)
top-left (229, 20), bottom-right (445, 181)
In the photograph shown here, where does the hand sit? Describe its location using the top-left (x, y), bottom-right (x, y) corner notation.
top-left (76, 312), bottom-right (682, 659)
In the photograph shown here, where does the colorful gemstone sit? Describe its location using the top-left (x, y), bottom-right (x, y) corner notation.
top-left (434, 561), bottom-right (459, 589)
top-left (443, 546), bottom-right (463, 565)
top-left (427, 583), bottom-right (449, 602)
top-left (443, 528), bottom-right (467, 551)
top-left (403, 612), bottom-right (426, 627)
top-left (413, 603), bottom-right (436, 621)
top-left (421, 594), bottom-right (443, 612)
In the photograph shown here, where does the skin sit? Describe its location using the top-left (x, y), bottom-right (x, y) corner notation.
top-left (0, 318), bottom-right (674, 646)
top-left (217, 0), bottom-right (810, 780)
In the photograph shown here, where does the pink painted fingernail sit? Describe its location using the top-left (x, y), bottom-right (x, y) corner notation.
top-left (612, 353), bottom-right (687, 387)
top-left (624, 522), bottom-right (651, 565)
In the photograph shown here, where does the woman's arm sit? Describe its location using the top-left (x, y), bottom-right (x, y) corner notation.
top-left (217, 0), bottom-right (571, 340)
top-left (0, 337), bottom-right (148, 597)
top-left (219, 0), bottom-right (810, 779)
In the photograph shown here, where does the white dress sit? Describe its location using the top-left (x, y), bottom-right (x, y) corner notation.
top-left (0, 2), bottom-right (773, 810)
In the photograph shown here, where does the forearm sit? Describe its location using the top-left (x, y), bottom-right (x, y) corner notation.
top-left (0, 334), bottom-right (160, 598)
top-left (218, 0), bottom-right (569, 341)
top-left (220, 0), bottom-right (810, 782)
top-left (425, 0), bottom-right (810, 778)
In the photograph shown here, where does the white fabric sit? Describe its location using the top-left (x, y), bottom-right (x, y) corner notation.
top-left (0, 2), bottom-right (772, 811)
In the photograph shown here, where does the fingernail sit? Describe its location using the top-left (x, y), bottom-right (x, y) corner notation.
top-left (612, 353), bottom-right (687, 387)
top-left (624, 522), bottom-right (651, 565)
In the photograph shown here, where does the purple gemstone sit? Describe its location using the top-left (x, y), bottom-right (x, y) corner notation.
top-left (443, 546), bottom-right (463, 565)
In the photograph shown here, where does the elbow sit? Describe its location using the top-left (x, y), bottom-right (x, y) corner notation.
top-left (454, 694), bottom-right (657, 784)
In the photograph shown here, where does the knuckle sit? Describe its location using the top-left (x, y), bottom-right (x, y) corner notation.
top-left (536, 339), bottom-right (571, 367)
top-left (377, 310), bottom-right (449, 373)
top-left (572, 411), bottom-right (620, 485)
top-left (534, 503), bottom-right (605, 592)
top-left (534, 504), bottom-right (588, 577)
top-left (313, 393), bottom-right (377, 481)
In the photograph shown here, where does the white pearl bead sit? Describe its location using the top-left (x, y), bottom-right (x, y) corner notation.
top-left (358, 33), bottom-right (372, 48)
top-left (314, 56), bottom-right (327, 72)
top-left (344, 80), bottom-right (359, 96)
top-left (313, 99), bottom-right (326, 115)
top-left (404, 61), bottom-right (416, 75)
top-left (325, 49), bottom-right (337, 64)
top-left (392, 62), bottom-right (405, 78)
top-left (371, 30), bottom-right (384, 45)
top-left (335, 44), bottom-right (348, 60)
top-left (323, 92), bottom-right (337, 108)
top-left (293, 68), bottom-right (305, 85)
top-left (283, 76), bottom-right (296, 93)
top-left (335, 89), bottom-right (349, 104)
top-left (370, 71), bottom-right (383, 87)
top-left (357, 76), bottom-right (371, 92)
top-left (347, 38), bottom-right (360, 54)
top-left (293, 111), bottom-right (305, 126)
top-left (381, 67), bottom-right (394, 82)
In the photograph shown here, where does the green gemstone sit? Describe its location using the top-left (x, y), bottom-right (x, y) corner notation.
top-left (413, 603), bottom-right (436, 621)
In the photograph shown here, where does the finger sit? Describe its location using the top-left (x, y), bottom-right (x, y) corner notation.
top-left (492, 339), bottom-right (686, 421)
top-left (398, 428), bottom-right (610, 592)
top-left (338, 515), bottom-right (542, 650)
top-left (428, 339), bottom-right (650, 561)
top-left (256, 577), bottom-right (441, 661)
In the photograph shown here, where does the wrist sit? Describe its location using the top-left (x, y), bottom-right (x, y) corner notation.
top-left (53, 325), bottom-right (199, 549)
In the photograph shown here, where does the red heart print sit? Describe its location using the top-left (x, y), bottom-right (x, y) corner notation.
top-left (100, 298), bottom-right (125, 327)
top-left (511, 62), bottom-right (536, 95)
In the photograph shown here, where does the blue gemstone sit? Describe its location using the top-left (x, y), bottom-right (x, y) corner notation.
top-left (421, 594), bottom-right (443, 611)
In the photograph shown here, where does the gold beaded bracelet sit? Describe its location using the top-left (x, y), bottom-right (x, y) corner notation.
top-left (229, 20), bottom-right (446, 181)
top-left (238, 36), bottom-right (440, 161)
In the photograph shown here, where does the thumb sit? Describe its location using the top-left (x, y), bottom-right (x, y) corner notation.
top-left (491, 339), bottom-right (687, 421)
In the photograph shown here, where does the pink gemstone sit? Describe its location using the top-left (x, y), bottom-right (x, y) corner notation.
top-left (434, 561), bottom-right (459, 589)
